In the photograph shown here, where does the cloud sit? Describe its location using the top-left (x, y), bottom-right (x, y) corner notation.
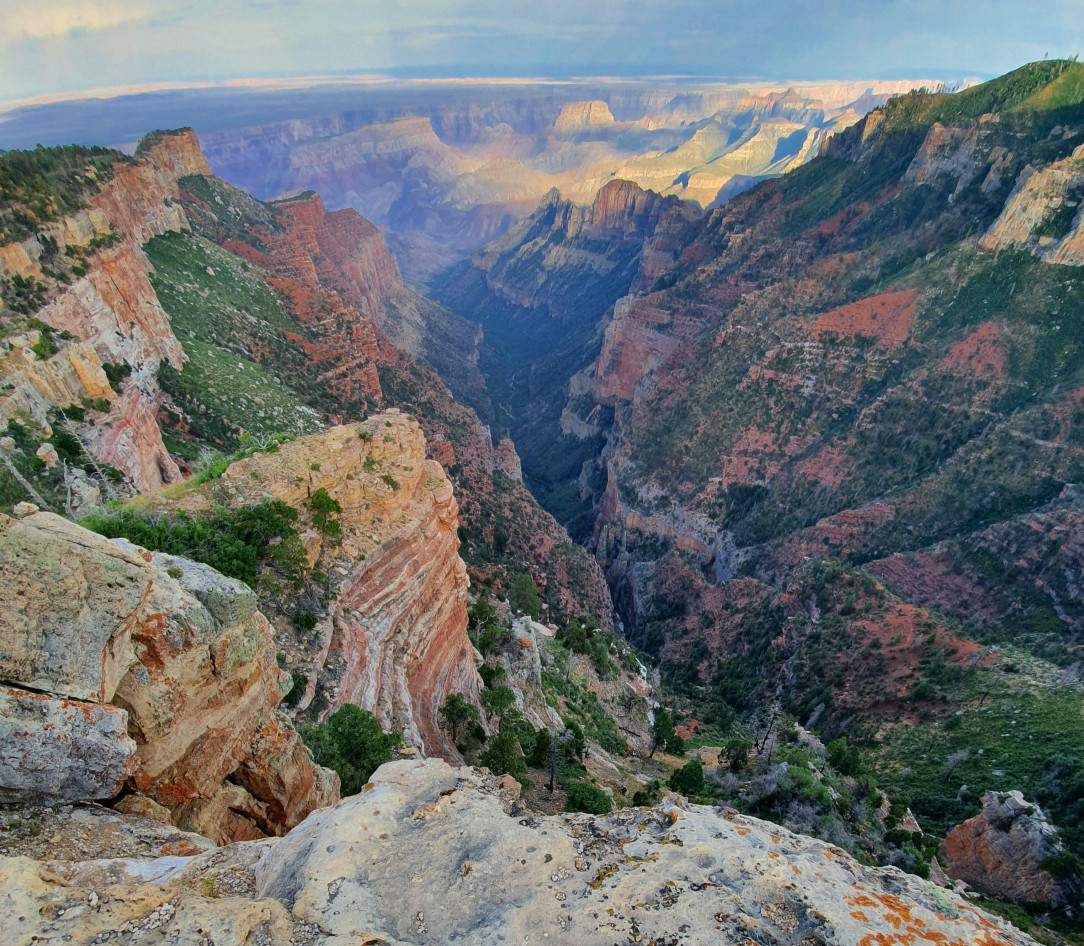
top-left (0, 0), bottom-right (151, 41)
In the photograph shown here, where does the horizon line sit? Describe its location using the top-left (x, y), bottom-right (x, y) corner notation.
top-left (0, 70), bottom-right (983, 118)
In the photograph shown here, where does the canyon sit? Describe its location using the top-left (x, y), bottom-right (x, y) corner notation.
top-left (2, 61), bottom-right (1084, 944)
top-left (71, 77), bottom-right (946, 283)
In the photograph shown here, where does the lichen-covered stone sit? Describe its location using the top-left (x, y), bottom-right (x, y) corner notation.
top-left (0, 686), bottom-right (135, 804)
top-left (0, 759), bottom-right (1038, 946)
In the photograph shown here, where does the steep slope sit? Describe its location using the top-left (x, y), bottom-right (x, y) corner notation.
top-left (432, 179), bottom-right (698, 537)
top-left (0, 758), bottom-right (1039, 946)
top-left (0, 131), bottom-right (211, 499)
top-left (160, 162), bottom-right (614, 625)
top-left (426, 62), bottom-right (1084, 865)
top-left (130, 413), bottom-right (483, 760)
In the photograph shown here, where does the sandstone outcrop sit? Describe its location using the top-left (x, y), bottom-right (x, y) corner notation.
top-left (554, 99), bottom-right (616, 128)
top-left (979, 143), bottom-right (1084, 264)
top-left (0, 758), bottom-right (1039, 946)
top-left (159, 412), bottom-right (483, 760)
top-left (0, 509), bottom-right (338, 842)
top-left (0, 686), bottom-right (135, 805)
top-left (940, 790), bottom-right (1070, 908)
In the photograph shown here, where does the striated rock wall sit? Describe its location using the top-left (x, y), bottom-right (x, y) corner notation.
top-left (273, 191), bottom-right (401, 325)
top-left (169, 413), bottom-right (483, 760)
top-left (0, 758), bottom-right (1039, 946)
top-left (0, 130), bottom-right (215, 493)
top-left (0, 508), bottom-right (338, 841)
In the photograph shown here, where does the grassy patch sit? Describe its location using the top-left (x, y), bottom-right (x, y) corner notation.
top-left (875, 676), bottom-right (1084, 859)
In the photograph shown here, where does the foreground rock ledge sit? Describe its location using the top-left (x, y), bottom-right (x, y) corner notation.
top-left (2, 759), bottom-right (1035, 946)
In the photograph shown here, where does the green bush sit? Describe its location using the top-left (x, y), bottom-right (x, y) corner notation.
top-left (1041, 851), bottom-right (1084, 880)
top-left (439, 692), bottom-right (480, 744)
top-left (724, 738), bottom-right (753, 772)
top-left (82, 501), bottom-right (306, 588)
top-left (283, 672), bottom-right (308, 709)
top-left (31, 333), bottom-right (57, 360)
top-left (298, 704), bottom-right (400, 796)
top-left (294, 610), bottom-right (318, 632)
top-left (669, 759), bottom-right (706, 797)
top-left (309, 487), bottom-right (342, 532)
top-left (564, 781), bottom-right (612, 814)
top-left (631, 780), bottom-right (662, 807)
top-left (508, 573), bottom-right (540, 620)
top-left (479, 729), bottom-right (529, 788)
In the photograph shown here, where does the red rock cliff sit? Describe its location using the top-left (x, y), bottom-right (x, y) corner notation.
top-left (181, 412), bottom-right (483, 761)
top-left (0, 129), bottom-right (217, 492)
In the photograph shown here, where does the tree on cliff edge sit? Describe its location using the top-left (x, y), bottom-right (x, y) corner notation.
top-left (439, 692), bottom-right (479, 745)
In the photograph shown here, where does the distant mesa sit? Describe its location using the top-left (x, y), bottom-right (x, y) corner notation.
top-left (554, 100), bottom-right (615, 128)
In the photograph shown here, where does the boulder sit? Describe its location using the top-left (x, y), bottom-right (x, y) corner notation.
top-left (0, 685), bottom-right (135, 804)
top-left (34, 443), bottom-right (58, 466)
top-left (502, 615), bottom-right (544, 685)
top-left (0, 511), bottom-right (337, 841)
top-left (0, 760), bottom-right (1040, 946)
top-left (0, 512), bottom-right (143, 702)
top-left (940, 790), bottom-right (1069, 907)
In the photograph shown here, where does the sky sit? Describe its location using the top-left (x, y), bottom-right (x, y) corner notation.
top-left (2, 0), bottom-right (1083, 109)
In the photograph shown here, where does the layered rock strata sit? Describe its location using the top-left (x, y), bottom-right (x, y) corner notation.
top-left (160, 412), bottom-right (482, 760)
top-left (0, 508), bottom-right (338, 842)
top-left (0, 758), bottom-right (1038, 946)
top-left (0, 130), bottom-right (214, 493)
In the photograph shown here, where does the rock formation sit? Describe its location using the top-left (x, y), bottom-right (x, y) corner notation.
top-left (940, 791), bottom-right (1071, 908)
top-left (554, 99), bottom-right (616, 128)
top-left (0, 758), bottom-right (1038, 946)
top-left (0, 507), bottom-right (338, 843)
top-left (979, 142), bottom-right (1084, 264)
top-left (193, 80), bottom-right (925, 282)
top-left (0, 130), bottom-right (215, 495)
top-left (149, 412), bottom-right (483, 760)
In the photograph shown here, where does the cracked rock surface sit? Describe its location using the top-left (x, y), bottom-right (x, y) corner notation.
top-left (0, 759), bottom-right (1037, 946)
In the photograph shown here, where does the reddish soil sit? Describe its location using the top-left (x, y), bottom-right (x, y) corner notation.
top-left (867, 551), bottom-right (1004, 626)
top-left (940, 321), bottom-right (1008, 381)
top-left (811, 289), bottom-right (918, 349)
top-left (717, 425), bottom-right (815, 487)
top-left (794, 444), bottom-right (851, 489)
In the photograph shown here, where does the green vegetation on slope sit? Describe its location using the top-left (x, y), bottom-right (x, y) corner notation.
top-left (0, 144), bottom-right (130, 243)
top-left (876, 677), bottom-right (1084, 862)
top-left (83, 501), bottom-right (307, 589)
top-left (145, 231), bottom-right (325, 447)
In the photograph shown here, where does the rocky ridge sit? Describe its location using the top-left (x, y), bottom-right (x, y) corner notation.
top-left (0, 758), bottom-right (1038, 946)
top-left (140, 412), bottom-right (483, 760)
top-left (197, 80), bottom-right (931, 282)
top-left (0, 130), bottom-right (211, 493)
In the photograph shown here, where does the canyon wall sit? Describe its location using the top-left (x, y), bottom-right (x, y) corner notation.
top-left (150, 412), bottom-right (483, 760)
top-left (0, 129), bottom-right (215, 493)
